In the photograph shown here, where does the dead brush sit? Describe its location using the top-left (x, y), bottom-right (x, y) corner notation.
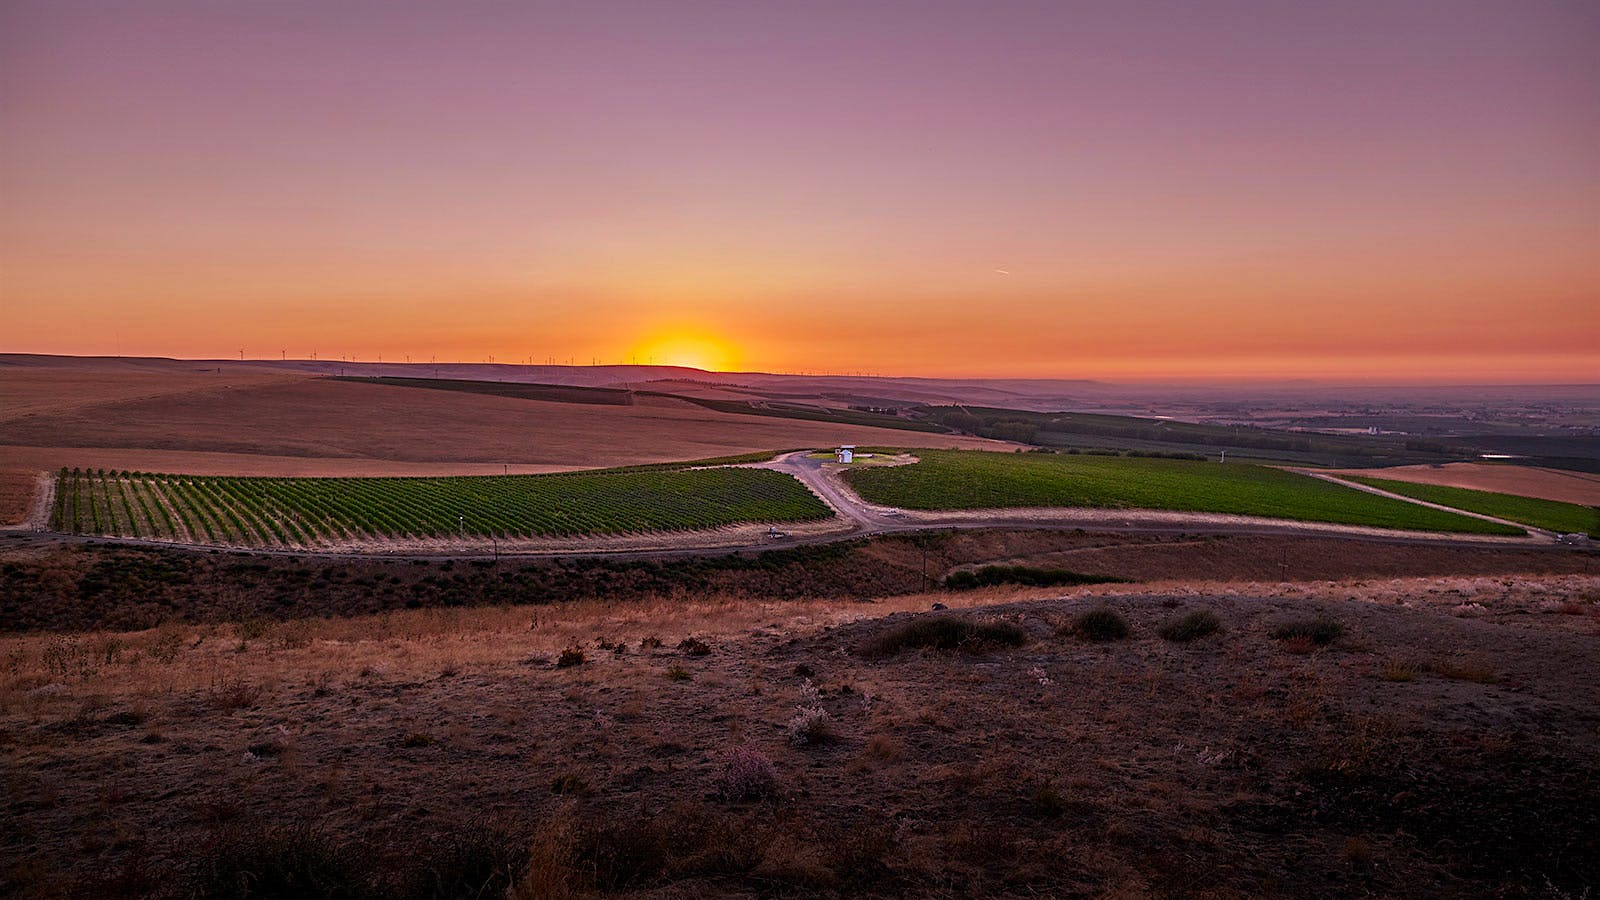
top-left (1157, 609), bottom-right (1223, 642)
top-left (1279, 635), bottom-right (1318, 655)
top-left (1429, 655), bottom-right (1499, 684)
top-left (1067, 607), bottom-right (1130, 642)
top-left (712, 744), bottom-right (779, 801)
top-left (1380, 659), bottom-right (1419, 682)
top-left (206, 674), bottom-right (262, 711)
top-left (1271, 616), bottom-right (1343, 647)
top-left (859, 616), bottom-right (1026, 658)
top-left (786, 678), bottom-right (833, 747)
top-left (1298, 716), bottom-right (1400, 783)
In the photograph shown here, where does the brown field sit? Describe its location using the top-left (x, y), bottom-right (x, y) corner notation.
top-left (1333, 462), bottom-right (1600, 505)
top-left (0, 471), bottom-right (38, 526)
top-left (0, 365), bottom-right (1001, 478)
top-left (2, 569), bottom-right (1596, 897)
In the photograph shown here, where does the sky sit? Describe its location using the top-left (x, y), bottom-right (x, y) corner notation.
top-left (2, 0), bottom-right (1597, 382)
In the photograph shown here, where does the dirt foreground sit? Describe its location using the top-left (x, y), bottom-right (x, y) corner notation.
top-left (2, 571), bottom-right (1597, 898)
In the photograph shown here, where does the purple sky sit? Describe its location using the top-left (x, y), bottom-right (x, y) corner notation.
top-left (3, 0), bottom-right (1596, 379)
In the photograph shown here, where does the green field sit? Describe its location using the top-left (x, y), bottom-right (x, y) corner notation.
top-left (1345, 476), bottom-right (1599, 537)
top-left (51, 465), bottom-right (830, 548)
top-left (842, 450), bottom-right (1523, 535)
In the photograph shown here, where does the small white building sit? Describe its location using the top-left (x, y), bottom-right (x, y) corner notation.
top-left (835, 445), bottom-right (855, 463)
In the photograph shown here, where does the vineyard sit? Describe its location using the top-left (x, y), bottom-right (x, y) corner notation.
top-left (50, 466), bottom-right (831, 548)
top-left (842, 450), bottom-right (1526, 535)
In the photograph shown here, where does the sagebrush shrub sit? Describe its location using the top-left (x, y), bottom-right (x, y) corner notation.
top-left (786, 679), bottom-right (832, 746)
top-left (1073, 608), bottom-right (1130, 641)
top-left (1157, 610), bottom-right (1223, 642)
top-left (860, 616), bottom-right (1026, 657)
top-left (1272, 617), bottom-right (1343, 645)
top-left (712, 745), bottom-right (778, 801)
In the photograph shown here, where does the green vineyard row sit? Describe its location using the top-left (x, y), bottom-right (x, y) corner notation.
top-left (50, 466), bottom-right (831, 548)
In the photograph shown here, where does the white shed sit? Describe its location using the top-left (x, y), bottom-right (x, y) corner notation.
top-left (835, 445), bottom-right (855, 463)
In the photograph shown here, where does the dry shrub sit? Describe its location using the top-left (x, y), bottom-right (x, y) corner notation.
top-left (1341, 836), bottom-right (1372, 866)
top-left (146, 624), bottom-right (186, 664)
top-left (510, 808), bottom-right (578, 900)
top-left (865, 733), bottom-right (904, 763)
top-left (1380, 659), bottom-right (1418, 682)
top-left (1271, 616), bottom-right (1343, 646)
top-left (555, 647), bottom-right (585, 668)
top-left (187, 824), bottom-right (364, 899)
top-left (1430, 656), bottom-right (1499, 684)
top-left (511, 803), bottom-right (775, 896)
top-left (786, 679), bottom-right (833, 747)
top-left (677, 637), bottom-right (712, 656)
top-left (206, 675), bottom-right (262, 711)
top-left (1070, 607), bottom-right (1130, 642)
top-left (712, 744), bottom-right (779, 801)
top-left (549, 773), bottom-right (591, 797)
top-left (1298, 717), bottom-right (1400, 783)
top-left (860, 616), bottom-right (1026, 658)
top-left (1032, 781), bottom-right (1069, 817)
top-left (1157, 610), bottom-right (1222, 642)
top-left (397, 821), bottom-right (527, 900)
top-left (1279, 635), bottom-right (1317, 655)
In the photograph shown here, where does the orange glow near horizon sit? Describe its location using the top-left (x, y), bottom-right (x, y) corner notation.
top-left (627, 330), bottom-right (742, 372)
top-left (1, 3), bottom-right (1596, 384)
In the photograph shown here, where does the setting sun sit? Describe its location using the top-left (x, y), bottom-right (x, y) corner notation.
top-left (629, 331), bottom-right (741, 372)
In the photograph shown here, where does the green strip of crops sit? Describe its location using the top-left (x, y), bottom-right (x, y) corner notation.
top-left (54, 466), bottom-right (831, 547)
top-left (842, 450), bottom-right (1523, 535)
top-left (1344, 476), bottom-right (1598, 537)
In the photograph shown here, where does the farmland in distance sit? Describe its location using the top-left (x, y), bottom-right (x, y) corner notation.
top-left (842, 450), bottom-right (1524, 535)
top-left (1345, 476), bottom-right (1599, 537)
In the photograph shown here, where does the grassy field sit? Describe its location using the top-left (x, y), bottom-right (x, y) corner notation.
top-left (1346, 476), bottom-right (1599, 536)
top-left (51, 465), bottom-right (830, 547)
top-left (843, 450), bottom-right (1524, 535)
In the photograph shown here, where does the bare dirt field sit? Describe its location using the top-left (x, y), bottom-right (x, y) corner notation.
top-left (1333, 462), bottom-right (1600, 505)
top-left (0, 471), bottom-right (38, 526)
top-left (0, 366), bottom-right (1000, 478)
top-left (2, 572), bottom-right (1596, 897)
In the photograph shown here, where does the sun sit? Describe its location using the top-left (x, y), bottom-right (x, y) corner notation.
top-left (629, 330), bottom-right (740, 372)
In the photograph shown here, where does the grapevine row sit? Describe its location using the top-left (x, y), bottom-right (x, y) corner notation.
top-left (51, 466), bottom-right (830, 548)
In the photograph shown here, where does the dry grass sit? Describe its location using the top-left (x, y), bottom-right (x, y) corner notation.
top-left (3, 573), bottom-right (1599, 897)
